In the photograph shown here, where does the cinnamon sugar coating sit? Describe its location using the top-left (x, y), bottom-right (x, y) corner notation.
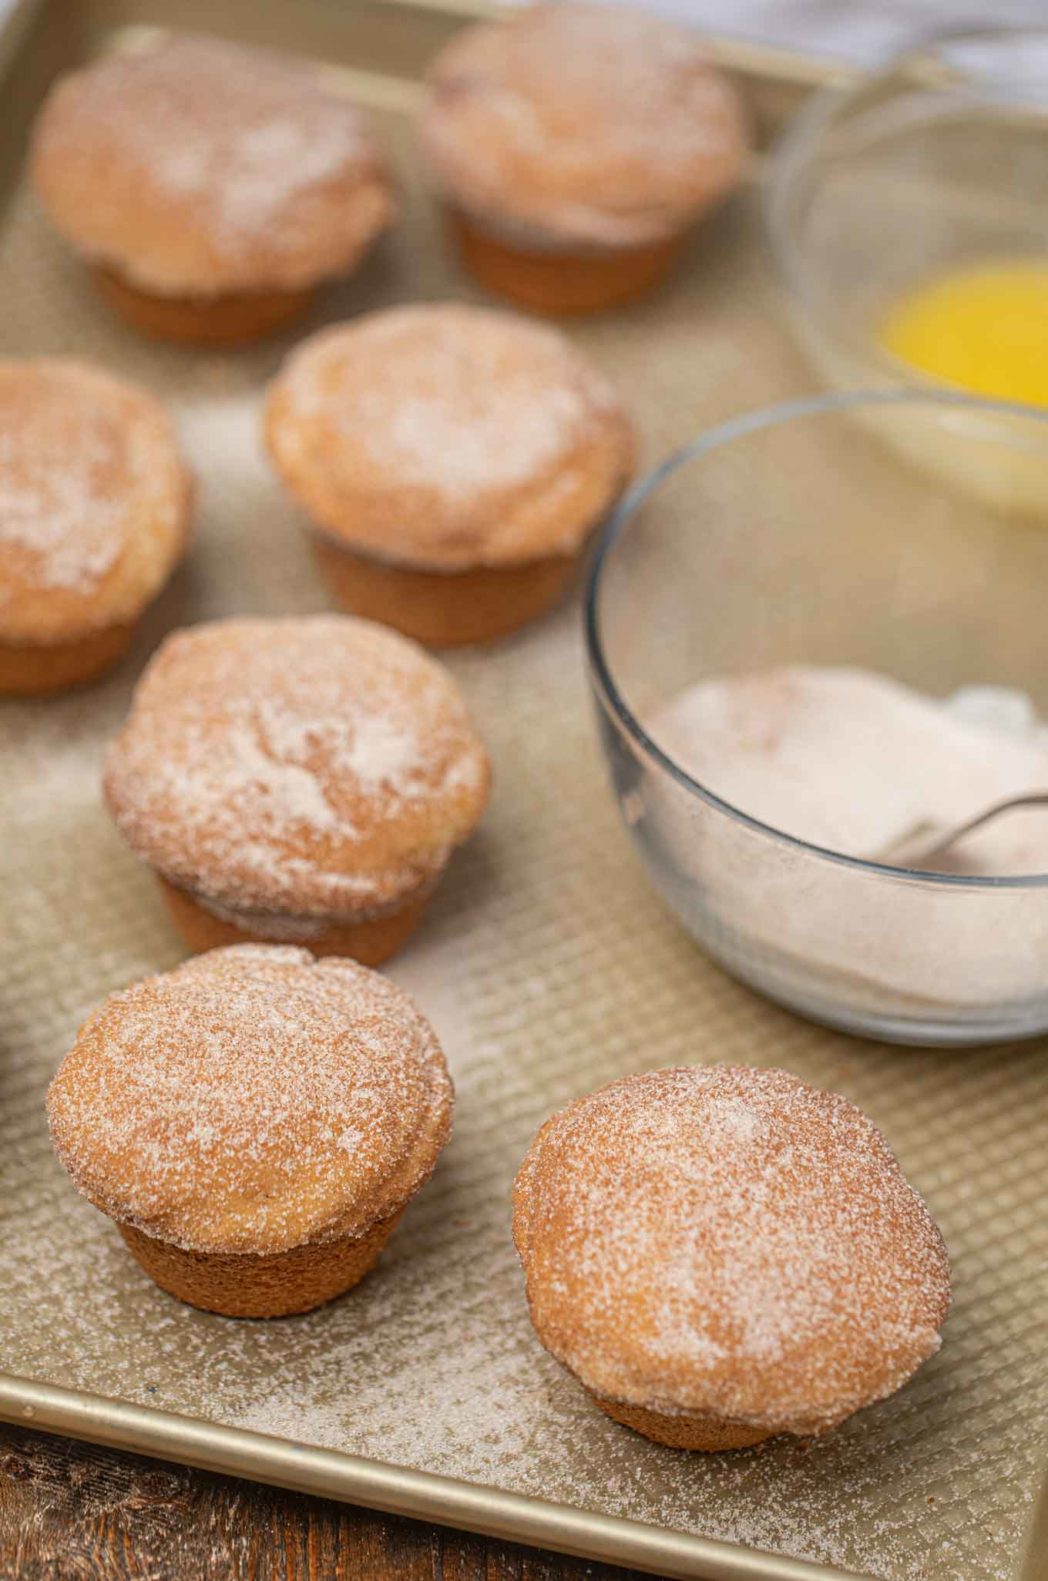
top-left (103, 615), bottom-right (491, 919)
top-left (0, 358), bottom-right (190, 645)
top-left (46, 945), bottom-right (453, 1256)
top-left (513, 1066), bottom-right (950, 1439)
top-left (31, 35), bottom-right (393, 298)
top-left (422, 4), bottom-right (748, 251)
top-left (264, 303), bottom-right (636, 571)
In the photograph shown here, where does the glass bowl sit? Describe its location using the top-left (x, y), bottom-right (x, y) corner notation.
top-left (766, 27), bottom-right (1048, 415)
top-left (585, 390), bottom-right (1048, 1046)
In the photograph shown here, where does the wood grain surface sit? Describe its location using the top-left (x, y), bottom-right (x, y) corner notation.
top-left (0, 1423), bottom-right (651, 1581)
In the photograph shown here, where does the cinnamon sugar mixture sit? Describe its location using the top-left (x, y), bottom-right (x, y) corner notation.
top-left (652, 667), bottom-right (1048, 874)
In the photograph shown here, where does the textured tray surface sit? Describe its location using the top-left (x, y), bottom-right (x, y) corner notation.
top-left (1, 23), bottom-right (1047, 1581)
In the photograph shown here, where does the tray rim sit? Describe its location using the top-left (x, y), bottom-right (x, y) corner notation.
top-left (0, 3), bottom-right (1030, 1580)
top-left (0, 1374), bottom-right (868, 1581)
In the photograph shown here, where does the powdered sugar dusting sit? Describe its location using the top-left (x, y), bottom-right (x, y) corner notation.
top-left (44, 36), bottom-right (367, 239)
top-left (423, 3), bottom-right (749, 247)
top-left (514, 1066), bottom-right (950, 1436)
top-left (103, 615), bottom-right (490, 917)
top-left (483, 4), bottom-right (736, 166)
top-left (0, 431), bottom-right (122, 591)
top-left (147, 101), bottom-right (365, 244)
top-left (273, 304), bottom-right (626, 504)
top-left (32, 34), bottom-right (392, 293)
top-left (337, 708), bottom-right (431, 792)
top-left (373, 380), bottom-right (587, 498)
top-left (46, 944), bottom-right (453, 1255)
top-left (0, 358), bottom-right (184, 614)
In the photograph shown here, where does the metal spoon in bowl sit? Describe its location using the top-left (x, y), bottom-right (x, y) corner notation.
top-left (872, 792), bottom-right (1048, 868)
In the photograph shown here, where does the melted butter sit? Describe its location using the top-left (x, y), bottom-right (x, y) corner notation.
top-left (878, 261), bottom-right (1048, 408)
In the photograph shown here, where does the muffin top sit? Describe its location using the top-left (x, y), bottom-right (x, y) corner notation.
top-left (103, 615), bottom-right (491, 916)
top-left (421, 4), bottom-right (748, 249)
top-left (513, 1065), bottom-right (950, 1436)
top-left (31, 35), bottom-right (393, 296)
top-left (0, 358), bottom-right (190, 644)
top-left (47, 945), bottom-right (453, 1255)
top-left (265, 303), bottom-right (636, 570)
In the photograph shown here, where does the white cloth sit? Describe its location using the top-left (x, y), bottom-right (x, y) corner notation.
top-left (509, 0), bottom-right (1047, 63)
top-left (1, 0), bottom-right (1039, 65)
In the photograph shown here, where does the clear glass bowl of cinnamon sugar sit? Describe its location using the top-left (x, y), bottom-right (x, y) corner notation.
top-left (586, 389), bottom-right (1048, 1046)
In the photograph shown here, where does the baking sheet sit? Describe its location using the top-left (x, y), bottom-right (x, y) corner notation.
top-left (0, 3), bottom-right (1046, 1579)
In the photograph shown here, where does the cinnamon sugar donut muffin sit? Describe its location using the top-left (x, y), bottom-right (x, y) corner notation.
top-left (513, 1066), bottom-right (950, 1451)
top-left (31, 35), bottom-right (394, 344)
top-left (47, 945), bottom-right (453, 1317)
top-left (103, 615), bottom-right (490, 962)
top-left (421, 5), bottom-right (749, 315)
top-left (264, 304), bottom-right (636, 645)
top-left (0, 358), bottom-right (191, 695)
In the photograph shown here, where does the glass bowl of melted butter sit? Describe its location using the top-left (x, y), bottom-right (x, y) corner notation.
top-left (766, 27), bottom-right (1048, 514)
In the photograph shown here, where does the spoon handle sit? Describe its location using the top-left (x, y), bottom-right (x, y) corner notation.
top-left (876, 791), bottom-right (1048, 867)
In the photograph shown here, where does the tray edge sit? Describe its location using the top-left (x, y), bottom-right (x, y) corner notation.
top-left (0, 5), bottom-right (1037, 1581)
top-left (0, 1373), bottom-right (871, 1581)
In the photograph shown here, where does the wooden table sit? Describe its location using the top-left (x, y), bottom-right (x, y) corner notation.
top-left (0, 1423), bottom-right (651, 1580)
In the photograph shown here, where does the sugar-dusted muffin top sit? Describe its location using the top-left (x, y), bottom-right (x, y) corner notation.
top-left (0, 358), bottom-right (191, 644)
top-left (103, 615), bottom-right (491, 917)
top-left (47, 945), bottom-right (453, 1255)
top-left (265, 303), bottom-right (636, 570)
top-left (422, 4), bottom-right (748, 249)
top-left (31, 35), bottom-right (394, 296)
top-left (514, 1065), bottom-right (950, 1436)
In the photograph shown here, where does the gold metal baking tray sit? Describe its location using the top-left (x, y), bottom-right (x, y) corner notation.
top-left (0, 2), bottom-right (1045, 1578)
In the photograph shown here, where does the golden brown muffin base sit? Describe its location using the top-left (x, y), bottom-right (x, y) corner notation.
top-left (593, 1394), bottom-right (773, 1451)
top-left (0, 618), bottom-right (138, 696)
top-left (90, 265), bottom-right (315, 345)
top-left (118, 1209), bottom-right (404, 1318)
top-left (312, 532), bottom-right (577, 647)
top-left (157, 875), bottom-right (431, 966)
top-left (445, 207), bottom-right (685, 317)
